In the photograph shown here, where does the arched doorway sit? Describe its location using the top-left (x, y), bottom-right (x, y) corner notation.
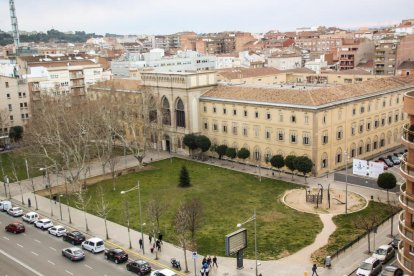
top-left (164, 135), bottom-right (171, 153)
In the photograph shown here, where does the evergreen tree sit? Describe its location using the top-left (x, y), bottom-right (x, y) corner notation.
top-left (179, 166), bottom-right (191, 188)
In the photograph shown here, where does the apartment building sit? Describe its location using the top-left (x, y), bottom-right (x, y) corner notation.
top-left (199, 76), bottom-right (414, 176)
top-left (338, 39), bottom-right (374, 71)
top-left (396, 35), bottom-right (414, 68)
top-left (0, 76), bottom-right (30, 135)
top-left (267, 53), bottom-right (302, 70)
top-left (373, 38), bottom-right (399, 75)
top-left (397, 88), bottom-right (414, 274)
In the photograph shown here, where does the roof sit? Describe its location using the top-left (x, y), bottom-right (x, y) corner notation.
top-left (398, 60), bottom-right (414, 70)
top-left (201, 76), bottom-right (414, 108)
top-left (217, 67), bottom-right (281, 80)
top-left (91, 79), bottom-right (142, 91)
top-left (324, 68), bottom-right (372, 75)
top-left (281, 68), bottom-right (315, 74)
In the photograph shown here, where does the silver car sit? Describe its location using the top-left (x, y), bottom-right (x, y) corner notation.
top-left (62, 247), bottom-right (85, 261)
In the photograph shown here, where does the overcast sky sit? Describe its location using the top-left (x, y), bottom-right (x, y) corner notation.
top-left (1, 0), bottom-right (413, 35)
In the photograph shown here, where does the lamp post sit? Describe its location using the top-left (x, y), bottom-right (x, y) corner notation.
top-left (40, 166), bottom-right (53, 217)
top-left (120, 181), bottom-right (145, 254)
top-left (344, 151), bottom-right (349, 215)
top-left (58, 194), bottom-right (63, 220)
top-left (237, 209), bottom-right (258, 276)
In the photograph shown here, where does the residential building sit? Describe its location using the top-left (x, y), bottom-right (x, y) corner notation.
top-left (396, 35), bottom-right (414, 68)
top-left (267, 53), bottom-right (302, 70)
top-left (0, 76), bottom-right (30, 135)
top-left (338, 39), bottom-right (374, 71)
top-left (373, 38), bottom-right (399, 75)
top-left (397, 61), bottom-right (414, 76)
top-left (395, 20), bottom-right (414, 35)
top-left (397, 88), bottom-right (414, 275)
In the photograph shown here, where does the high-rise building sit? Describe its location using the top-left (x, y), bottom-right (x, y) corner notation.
top-left (373, 38), bottom-right (399, 75)
top-left (398, 89), bottom-right (414, 274)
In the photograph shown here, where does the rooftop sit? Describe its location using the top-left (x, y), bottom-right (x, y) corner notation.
top-left (201, 76), bottom-right (414, 108)
top-left (398, 60), bottom-right (414, 70)
top-left (217, 67), bottom-right (281, 79)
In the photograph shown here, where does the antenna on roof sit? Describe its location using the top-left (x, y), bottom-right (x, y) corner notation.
top-left (9, 0), bottom-right (20, 56)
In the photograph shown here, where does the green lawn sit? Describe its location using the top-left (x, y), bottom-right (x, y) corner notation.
top-left (311, 201), bottom-right (400, 264)
top-left (63, 158), bottom-right (322, 260)
top-left (0, 152), bottom-right (42, 181)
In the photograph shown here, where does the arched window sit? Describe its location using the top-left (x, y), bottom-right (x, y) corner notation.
top-left (366, 138), bottom-right (371, 152)
top-left (336, 147), bottom-right (342, 164)
top-left (176, 98), bottom-right (185, 128)
top-left (380, 133), bottom-right (385, 147)
top-left (148, 96), bottom-right (157, 123)
top-left (373, 135), bottom-right (379, 150)
top-left (321, 152), bottom-right (328, 168)
top-left (232, 142), bottom-right (238, 150)
top-left (264, 148), bottom-right (272, 162)
top-left (253, 146), bottom-right (261, 161)
top-left (162, 97), bottom-right (171, 125)
top-left (358, 140), bottom-right (364, 155)
top-left (350, 143), bottom-right (356, 158)
top-left (277, 150), bottom-right (285, 157)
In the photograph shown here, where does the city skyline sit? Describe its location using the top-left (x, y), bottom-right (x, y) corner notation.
top-left (0, 0), bottom-right (413, 35)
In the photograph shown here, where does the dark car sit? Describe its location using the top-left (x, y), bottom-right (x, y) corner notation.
top-left (393, 152), bottom-right (402, 158)
top-left (62, 247), bottom-right (85, 262)
top-left (104, 248), bottom-right (128, 264)
top-left (5, 222), bottom-right (25, 234)
top-left (379, 157), bottom-right (394, 167)
top-left (387, 155), bottom-right (400, 165)
top-left (126, 260), bottom-right (152, 275)
top-left (63, 231), bottom-right (85, 245)
top-left (390, 237), bottom-right (400, 249)
top-left (380, 265), bottom-right (404, 276)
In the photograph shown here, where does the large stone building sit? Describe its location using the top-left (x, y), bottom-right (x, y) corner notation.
top-left (398, 88), bottom-right (414, 274)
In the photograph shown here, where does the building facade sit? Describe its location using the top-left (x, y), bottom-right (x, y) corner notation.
top-left (397, 89), bottom-right (414, 274)
top-left (373, 38), bottom-right (399, 75)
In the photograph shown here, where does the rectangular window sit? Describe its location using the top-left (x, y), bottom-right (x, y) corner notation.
top-left (322, 133), bottom-right (328, 144)
top-left (233, 109), bottom-right (237, 116)
top-left (9, 115), bottom-right (13, 121)
top-left (8, 104), bottom-right (12, 111)
top-left (360, 106), bottom-right (365, 114)
top-left (366, 143), bottom-right (371, 152)
top-left (359, 124), bottom-right (364, 133)
top-left (204, 122), bottom-right (208, 130)
top-left (352, 108), bottom-right (356, 115)
top-left (244, 110), bottom-right (248, 117)
top-left (254, 127), bottom-right (259, 138)
top-left (291, 115), bottom-right (296, 123)
top-left (223, 108), bottom-right (227, 114)
top-left (265, 128), bottom-right (271, 139)
top-left (203, 106), bottom-right (207, 112)
top-left (381, 118), bottom-right (385, 126)
top-left (5, 82), bottom-right (9, 88)
top-left (6, 93), bottom-right (10, 99)
top-left (290, 132), bottom-right (297, 143)
top-left (322, 115), bottom-right (326, 124)
top-left (255, 111), bottom-right (259, 118)
top-left (223, 125), bottom-right (228, 133)
top-left (366, 121), bottom-right (371, 131)
top-left (266, 112), bottom-right (271, 120)
top-left (351, 124), bottom-right (356, 135)
top-left (232, 123), bottom-right (238, 135)
top-left (278, 130), bottom-right (284, 141)
top-left (374, 120), bottom-right (379, 128)
top-left (213, 123), bottom-right (218, 131)
top-left (304, 115), bottom-right (309, 124)
top-left (395, 114), bottom-right (399, 122)
top-left (303, 133), bottom-right (310, 145)
top-left (243, 127), bottom-right (248, 136)
top-left (213, 107), bottom-right (217, 113)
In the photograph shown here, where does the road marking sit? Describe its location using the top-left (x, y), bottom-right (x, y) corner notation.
top-left (3, 236), bottom-right (9, 240)
top-left (84, 264), bottom-right (93, 269)
top-left (47, 260), bottom-right (55, 265)
top-left (65, 270), bottom-right (74, 275)
top-left (31, 251), bottom-right (39, 256)
top-left (0, 249), bottom-right (43, 276)
top-left (34, 239), bottom-right (41, 243)
top-left (16, 243), bottom-right (23, 248)
top-left (49, 246), bottom-right (56, 251)
top-left (22, 233), bottom-right (26, 236)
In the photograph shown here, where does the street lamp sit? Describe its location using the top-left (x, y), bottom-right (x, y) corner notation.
top-left (40, 166), bottom-right (53, 217)
top-left (237, 209), bottom-right (258, 276)
top-left (120, 181), bottom-right (145, 254)
top-left (344, 151), bottom-right (349, 215)
top-left (58, 194), bottom-right (63, 220)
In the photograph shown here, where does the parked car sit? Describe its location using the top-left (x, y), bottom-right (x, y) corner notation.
top-left (81, 237), bottom-right (105, 253)
top-left (62, 247), bottom-right (85, 262)
top-left (5, 222), bottom-right (25, 234)
top-left (22, 212), bottom-right (39, 223)
top-left (379, 157), bottom-right (394, 167)
top-left (63, 231), bottom-right (85, 245)
top-left (372, 245), bottom-right (395, 263)
top-left (7, 207), bottom-right (23, 217)
top-left (393, 152), bottom-right (403, 158)
top-left (390, 237), bottom-right (400, 249)
top-left (126, 260), bottom-right (152, 275)
top-left (34, 218), bottom-right (53, 230)
top-left (104, 248), bottom-right (128, 264)
top-left (0, 200), bottom-right (12, 212)
top-left (380, 265), bottom-right (404, 276)
top-left (150, 269), bottom-right (177, 276)
top-left (375, 160), bottom-right (388, 170)
top-left (48, 225), bottom-right (66, 237)
top-left (356, 257), bottom-right (382, 276)
top-left (387, 155), bottom-right (400, 165)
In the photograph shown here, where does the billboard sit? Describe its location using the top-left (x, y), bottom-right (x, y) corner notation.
top-left (353, 159), bottom-right (368, 176)
top-left (368, 161), bottom-right (384, 178)
top-left (225, 228), bottom-right (247, 256)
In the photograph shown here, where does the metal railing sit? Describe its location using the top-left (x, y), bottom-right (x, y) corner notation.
top-left (401, 153), bottom-right (414, 179)
top-left (402, 124), bottom-right (414, 144)
top-left (397, 240), bottom-right (414, 274)
top-left (398, 211), bottom-right (414, 242)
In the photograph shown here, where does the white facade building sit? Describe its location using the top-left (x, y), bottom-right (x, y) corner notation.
top-left (305, 55), bottom-right (328, 74)
top-left (266, 54), bottom-right (302, 70)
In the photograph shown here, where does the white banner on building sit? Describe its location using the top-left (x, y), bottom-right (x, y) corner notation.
top-left (353, 159), bottom-right (368, 176)
top-left (367, 161), bottom-right (384, 179)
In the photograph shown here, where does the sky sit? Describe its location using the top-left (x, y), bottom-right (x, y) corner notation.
top-left (1, 0), bottom-right (413, 35)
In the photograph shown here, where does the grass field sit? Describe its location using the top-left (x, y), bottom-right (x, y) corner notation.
top-left (311, 201), bottom-right (400, 264)
top-left (63, 158), bottom-right (323, 260)
top-left (0, 152), bottom-right (42, 181)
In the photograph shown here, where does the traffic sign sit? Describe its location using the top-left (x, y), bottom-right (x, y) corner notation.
top-left (192, 251), bottom-right (197, 259)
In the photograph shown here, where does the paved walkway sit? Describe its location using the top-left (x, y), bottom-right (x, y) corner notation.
top-left (1, 150), bottom-right (401, 275)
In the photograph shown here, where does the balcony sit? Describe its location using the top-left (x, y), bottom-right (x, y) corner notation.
top-left (404, 91), bottom-right (414, 115)
top-left (397, 241), bottom-right (414, 274)
top-left (69, 72), bottom-right (84, 79)
top-left (400, 184), bottom-right (414, 215)
top-left (401, 153), bottom-right (414, 182)
top-left (402, 124), bottom-right (414, 149)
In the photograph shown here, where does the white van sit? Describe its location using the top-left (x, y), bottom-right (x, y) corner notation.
top-left (0, 200), bottom-right (12, 212)
top-left (22, 212), bottom-right (39, 223)
top-left (81, 237), bottom-right (105, 253)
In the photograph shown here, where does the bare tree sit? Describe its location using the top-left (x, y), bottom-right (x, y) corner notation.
top-left (353, 214), bottom-right (381, 253)
top-left (9, 157), bottom-right (24, 205)
top-left (147, 198), bottom-right (165, 260)
top-left (74, 188), bottom-right (92, 232)
top-left (95, 186), bottom-right (111, 239)
top-left (184, 198), bottom-right (203, 244)
top-left (173, 203), bottom-right (191, 273)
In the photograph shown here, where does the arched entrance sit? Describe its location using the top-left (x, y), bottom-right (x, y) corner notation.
top-left (163, 135), bottom-right (171, 153)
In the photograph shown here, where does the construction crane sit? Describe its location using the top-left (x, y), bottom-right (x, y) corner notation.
top-left (9, 0), bottom-right (20, 55)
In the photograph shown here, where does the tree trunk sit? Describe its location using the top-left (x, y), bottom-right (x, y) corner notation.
top-left (112, 171), bottom-right (116, 192)
top-left (304, 174), bottom-right (307, 184)
top-left (183, 243), bottom-right (189, 273)
top-left (367, 232), bottom-right (371, 253)
top-left (84, 210), bottom-right (89, 232)
top-left (104, 217), bottom-right (109, 239)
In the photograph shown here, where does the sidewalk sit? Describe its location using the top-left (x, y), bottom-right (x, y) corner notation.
top-left (1, 150), bottom-right (401, 275)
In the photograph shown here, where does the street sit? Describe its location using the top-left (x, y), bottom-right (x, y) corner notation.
top-left (0, 211), bottom-right (138, 276)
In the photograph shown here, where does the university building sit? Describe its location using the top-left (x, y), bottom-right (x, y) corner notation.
top-left (90, 72), bottom-right (414, 176)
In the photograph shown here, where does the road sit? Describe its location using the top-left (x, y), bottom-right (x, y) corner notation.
top-left (0, 211), bottom-right (140, 276)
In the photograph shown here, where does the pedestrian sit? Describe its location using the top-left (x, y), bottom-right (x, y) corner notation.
top-left (158, 232), bottom-right (163, 244)
top-left (53, 195), bottom-right (57, 204)
top-left (205, 267), bottom-right (209, 276)
top-left (312, 264), bottom-right (319, 276)
top-left (207, 256), bottom-right (212, 267)
top-left (149, 234), bottom-right (152, 244)
top-left (212, 256), bottom-right (218, 267)
top-left (203, 262), bottom-right (208, 270)
top-left (139, 238), bottom-right (143, 249)
top-left (202, 257), bottom-right (207, 265)
top-left (200, 268), bottom-right (205, 276)
top-left (28, 198), bottom-right (31, 208)
top-left (156, 240), bottom-right (161, 251)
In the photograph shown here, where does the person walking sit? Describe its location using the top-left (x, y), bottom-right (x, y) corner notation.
top-left (149, 234), bottom-right (152, 244)
top-left (202, 257), bottom-right (207, 266)
top-left (139, 238), bottom-right (143, 249)
top-left (158, 232), bottom-right (163, 244)
top-left (205, 267), bottom-right (209, 276)
top-left (312, 264), bottom-right (319, 276)
top-left (207, 256), bottom-right (212, 267)
top-left (212, 256), bottom-right (218, 267)
top-left (28, 198), bottom-right (31, 208)
top-left (156, 240), bottom-right (161, 251)
top-left (200, 268), bottom-right (205, 276)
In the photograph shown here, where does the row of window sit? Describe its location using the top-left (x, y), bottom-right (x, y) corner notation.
top-left (9, 113), bottom-right (29, 121)
top-left (7, 102), bottom-right (28, 111)
top-left (5, 92), bottom-right (27, 99)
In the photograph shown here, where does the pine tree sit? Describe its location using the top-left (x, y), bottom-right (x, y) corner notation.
top-left (179, 166), bottom-right (191, 187)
